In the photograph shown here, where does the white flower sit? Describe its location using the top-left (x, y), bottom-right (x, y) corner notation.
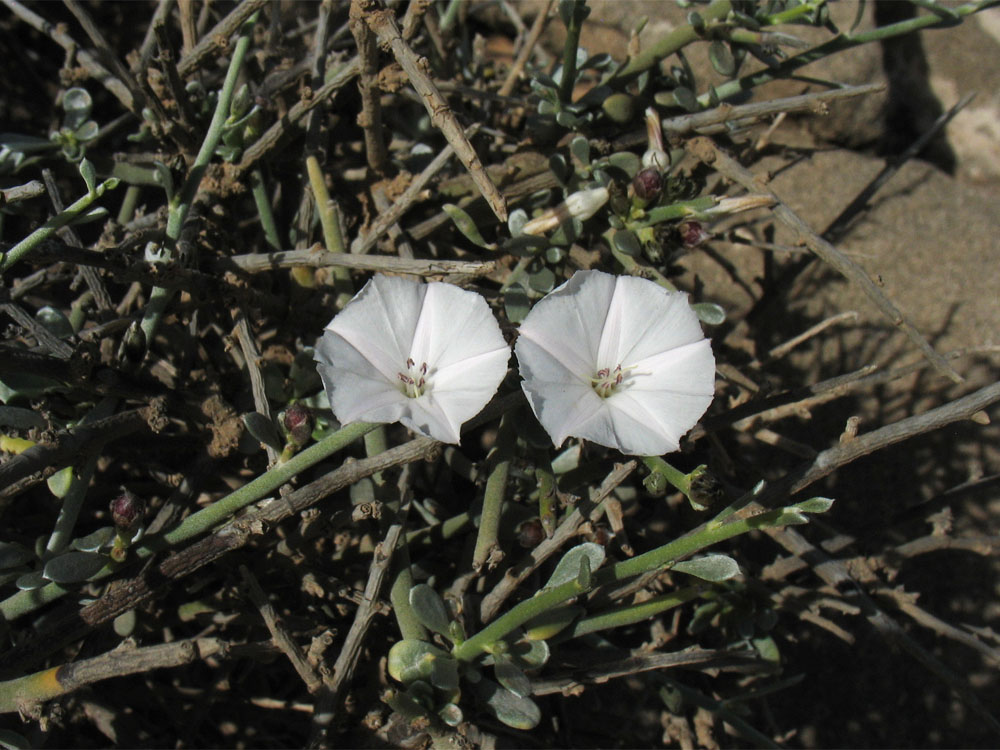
top-left (515, 270), bottom-right (715, 456)
top-left (315, 275), bottom-right (510, 444)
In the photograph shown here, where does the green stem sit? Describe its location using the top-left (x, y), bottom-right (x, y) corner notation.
top-left (0, 178), bottom-right (120, 274)
top-left (611, 0), bottom-right (732, 80)
top-left (642, 456), bottom-right (692, 496)
top-left (305, 155), bottom-right (346, 255)
top-left (605, 229), bottom-right (677, 291)
top-left (0, 421), bottom-right (377, 623)
top-left (140, 10), bottom-right (260, 347)
top-left (156, 421), bottom-right (376, 547)
top-left (595, 506), bottom-right (800, 586)
top-left (389, 543), bottom-right (427, 641)
top-left (472, 413), bottom-right (515, 571)
top-left (533, 451), bottom-right (557, 537)
top-left (558, 585), bottom-right (702, 641)
top-left (45, 398), bottom-right (118, 556)
top-left (453, 576), bottom-right (588, 662)
top-left (558, 0), bottom-right (587, 105)
top-left (116, 184), bottom-right (141, 225)
top-left (364, 425), bottom-right (388, 488)
top-left (250, 168), bottom-right (281, 250)
top-left (305, 154), bottom-right (352, 303)
top-left (696, 0), bottom-right (995, 107)
top-left (456, 501), bottom-right (820, 661)
top-left (629, 196), bottom-right (717, 229)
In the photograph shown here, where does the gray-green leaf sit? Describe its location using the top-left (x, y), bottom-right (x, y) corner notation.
top-left (443, 203), bottom-right (495, 250)
top-left (43, 551), bottom-right (108, 583)
top-left (409, 583), bottom-right (452, 636)
top-left (672, 554), bottom-right (740, 582)
top-left (545, 542), bottom-right (605, 589)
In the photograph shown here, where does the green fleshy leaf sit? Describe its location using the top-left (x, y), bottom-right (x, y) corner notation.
top-left (495, 654), bottom-right (531, 698)
top-left (503, 284), bottom-right (531, 324)
top-left (71, 526), bottom-right (115, 553)
top-left (387, 639), bottom-right (450, 685)
top-left (752, 635), bottom-right (781, 663)
top-left (792, 497), bottom-right (835, 514)
top-left (35, 306), bottom-right (74, 339)
top-left (42, 550), bottom-right (108, 583)
top-left (527, 266), bottom-right (556, 294)
top-left (708, 40), bottom-right (737, 77)
top-left (672, 554), bottom-right (740, 582)
top-left (546, 542), bottom-right (604, 589)
top-left (46, 465), bottom-right (75, 499)
top-left (509, 637), bottom-right (551, 669)
top-left (523, 605), bottom-right (584, 640)
top-left (438, 703), bottom-right (463, 727)
top-left (242, 412), bottom-right (283, 452)
top-left (442, 203), bottom-right (495, 249)
top-left (477, 678), bottom-right (542, 730)
top-left (606, 151), bottom-right (641, 178)
top-left (0, 729), bottom-right (31, 750)
top-left (508, 208), bottom-right (528, 237)
top-left (409, 583), bottom-right (452, 636)
top-left (691, 302), bottom-right (726, 325)
top-left (672, 86), bottom-right (698, 112)
top-left (79, 158), bottom-right (98, 195)
top-left (612, 229), bottom-right (642, 257)
top-left (113, 608), bottom-right (138, 637)
top-left (15, 570), bottom-right (48, 591)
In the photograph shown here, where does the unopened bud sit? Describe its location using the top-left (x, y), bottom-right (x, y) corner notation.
top-left (678, 220), bottom-right (711, 248)
top-left (521, 186), bottom-right (609, 236)
top-left (564, 186), bottom-right (610, 221)
top-left (632, 167), bottom-right (663, 203)
top-left (110, 489), bottom-right (145, 531)
top-left (516, 519), bottom-right (545, 548)
top-left (689, 469), bottom-right (725, 510)
top-left (281, 403), bottom-right (314, 447)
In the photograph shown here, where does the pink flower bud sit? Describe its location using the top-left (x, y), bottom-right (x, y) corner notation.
top-left (110, 490), bottom-right (145, 531)
top-left (632, 167), bottom-right (663, 202)
top-left (678, 220), bottom-right (712, 248)
top-left (282, 403), bottom-right (314, 447)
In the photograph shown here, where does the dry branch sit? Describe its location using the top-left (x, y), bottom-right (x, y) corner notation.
top-left (360, 0), bottom-right (508, 222)
top-left (688, 136), bottom-right (962, 384)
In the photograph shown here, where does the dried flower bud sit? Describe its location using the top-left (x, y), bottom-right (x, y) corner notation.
top-left (110, 489), bottom-right (145, 531)
top-left (281, 403), bottom-right (314, 447)
top-left (516, 519), bottom-right (545, 548)
top-left (632, 167), bottom-right (663, 203)
top-left (678, 220), bottom-right (712, 248)
top-left (689, 469), bottom-right (725, 510)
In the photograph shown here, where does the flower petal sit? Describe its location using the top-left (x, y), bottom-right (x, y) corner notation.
top-left (326, 275), bottom-right (426, 381)
top-left (410, 282), bottom-right (509, 371)
top-left (431, 347), bottom-right (512, 438)
top-left (316, 330), bottom-right (409, 425)
top-left (598, 276), bottom-right (705, 368)
top-left (516, 270), bottom-right (616, 379)
top-left (515, 337), bottom-right (604, 447)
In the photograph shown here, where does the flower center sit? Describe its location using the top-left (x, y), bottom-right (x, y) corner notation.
top-left (591, 363), bottom-right (632, 399)
top-left (397, 357), bottom-right (429, 398)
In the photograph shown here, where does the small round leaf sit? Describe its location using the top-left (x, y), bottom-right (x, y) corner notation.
top-left (43, 551), bottom-right (108, 583)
